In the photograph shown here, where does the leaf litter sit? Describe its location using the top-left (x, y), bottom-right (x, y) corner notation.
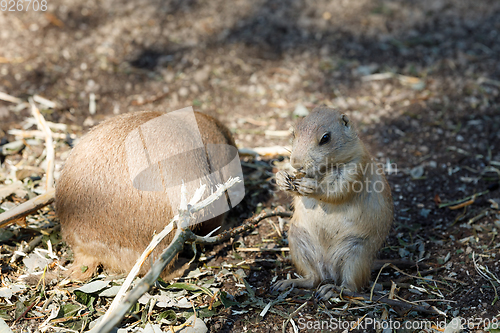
top-left (2, 0), bottom-right (500, 331)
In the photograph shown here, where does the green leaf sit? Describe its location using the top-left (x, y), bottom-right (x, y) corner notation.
top-left (0, 309), bottom-right (13, 321)
top-left (14, 301), bottom-right (27, 321)
top-left (74, 291), bottom-right (96, 311)
top-left (0, 229), bottom-right (14, 242)
top-left (63, 318), bottom-right (87, 331)
top-left (397, 238), bottom-right (408, 246)
top-left (156, 279), bottom-right (169, 289)
top-left (219, 291), bottom-right (240, 308)
top-left (60, 303), bottom-right (82, 318)
top-left (242, 279), bottom-right (255, 298)
top-left (156, 310), bottom-right (177, 324)
top-left (140, 304), bottom-right (148, 324)
top-left (196, 308), bottom-right (217, 318)
top-left (166, 283), bottom-right (213, 297)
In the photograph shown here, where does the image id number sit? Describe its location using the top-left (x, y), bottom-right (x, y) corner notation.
top-left (1, 0), bottom-right (47, 11)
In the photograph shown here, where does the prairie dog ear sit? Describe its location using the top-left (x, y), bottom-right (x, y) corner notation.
top-left (341, 114), bottom-right (350, 127)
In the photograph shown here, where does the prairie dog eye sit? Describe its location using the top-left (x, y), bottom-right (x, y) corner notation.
top-left (319, 132), bottom-right (331, 145)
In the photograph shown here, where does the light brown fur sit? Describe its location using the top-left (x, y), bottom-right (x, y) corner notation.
top-left (56, 111), bottom-right (235, 280)
top-left (274, 107), bottom-right (393, 296)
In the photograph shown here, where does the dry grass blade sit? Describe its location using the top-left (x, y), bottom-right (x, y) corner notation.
top-left (29, 98), bottom-right (54, 190)
top-left (387, 264), bottom-right (448, 286)
top-left (370, 262), bottom-right (390, 301)
top-left (468, 209), bottom-right (490, 225)
top-left (324, 285), bottom-right (444, 315)
top-left (32, 95), bottom-right (57, 109)
top-left (472, 252), bottom-right (499, 305)
top-left (438, 190), bottom-right (489, 208)
top-left (282, 301), bottom-right (308, 333)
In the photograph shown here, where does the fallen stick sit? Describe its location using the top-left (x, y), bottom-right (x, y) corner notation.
top-left (92, 178), bottom-right (239, 333)
top-left (92, 179), bottom-right (292, 333)
top-left (8, 129), bottom-right (76, 140)
top-left (194, 209), bottom-right (292, 245)
top-left (0, 188), bottom-right (55, 228)
top-left (236, 247), bottom-right (290, 252)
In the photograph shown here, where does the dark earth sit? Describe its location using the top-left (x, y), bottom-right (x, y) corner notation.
top-left (1, 0), bottom-right (500, 332)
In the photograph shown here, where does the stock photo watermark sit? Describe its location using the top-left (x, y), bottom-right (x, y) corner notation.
top-left (296, 316), bottom-right (499, 331)
top-left (1, 0), bottom-right (47, 11)
top-left (276, 160), bottom-right (398, 194)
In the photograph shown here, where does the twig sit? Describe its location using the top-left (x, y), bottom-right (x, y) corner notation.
top-left (282, 301), bottom-right (308, 333)
top-left (23, 118), bottom-right (68, 132)
top-left (391, 267), bottom-right (445, 284)
top-left (238, 146), bottom-right (292, 157)
top-left (387, 264), bottom-right (448, 286)
top-left (468, 209), bottom-right (490, 225)
top-left (92, 177), bottom-right (242, 333)
top-left (236, 247), bottom-right (290, 252)
top-left (193, 210), bottom-right (292, 245)
top-left (370, 263), bottom-right (390, 301)
top-left (324, 285), bottom-right (445, 315)
top-left (8, 129), bottom-right (76, 140)
top-left (478, 76), bottom-right (500, 88)
top-left (13, 296), bottom-right (41, 324)
top-left (32, 95), bottom-right (57, 109)
top-left (0, 91), bottom-right (24, 104)
top-left (448, 195), bottom-right (477, 210)
top-left (438, 190), bottom-right (489, 208)
top-left (11, 235), bottom-right (43, 263)
top-left (0, 188), bottom-right (55, 228)
top-left (29, 98), bottom-right (54, 190)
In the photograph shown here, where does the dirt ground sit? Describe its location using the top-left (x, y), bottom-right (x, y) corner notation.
top-left (1, 0), bottom-right (500, 332)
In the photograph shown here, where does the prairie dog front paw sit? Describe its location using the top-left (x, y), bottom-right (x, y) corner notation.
top-left (275, 170), bottom-right (295, 192)
top-left (294, 177), bottom-right (317, 195)
top-left (276, 170), bottom-right (316, 195)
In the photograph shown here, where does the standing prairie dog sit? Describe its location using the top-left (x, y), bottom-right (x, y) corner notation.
top-left (273, 106), bottom-right (393, 297)
top-left (56, 110), bottom-right (239, 280)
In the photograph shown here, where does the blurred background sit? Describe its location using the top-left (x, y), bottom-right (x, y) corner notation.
top-left (1, 0), bottom-right (499, 149)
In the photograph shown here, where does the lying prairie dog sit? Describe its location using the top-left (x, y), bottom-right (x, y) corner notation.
top-left (273, 106), bottom-right (393, 298)
top-left (56, 109), bottom-right (242, 280)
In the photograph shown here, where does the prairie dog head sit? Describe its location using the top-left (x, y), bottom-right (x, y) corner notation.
top-left (290, 107), bottom-right (361, 176)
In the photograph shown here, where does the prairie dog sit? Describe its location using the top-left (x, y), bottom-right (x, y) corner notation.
top-left (273, 107), bottom-right (393, 297)
top-left (56, 110), bottom-right (238, 280)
